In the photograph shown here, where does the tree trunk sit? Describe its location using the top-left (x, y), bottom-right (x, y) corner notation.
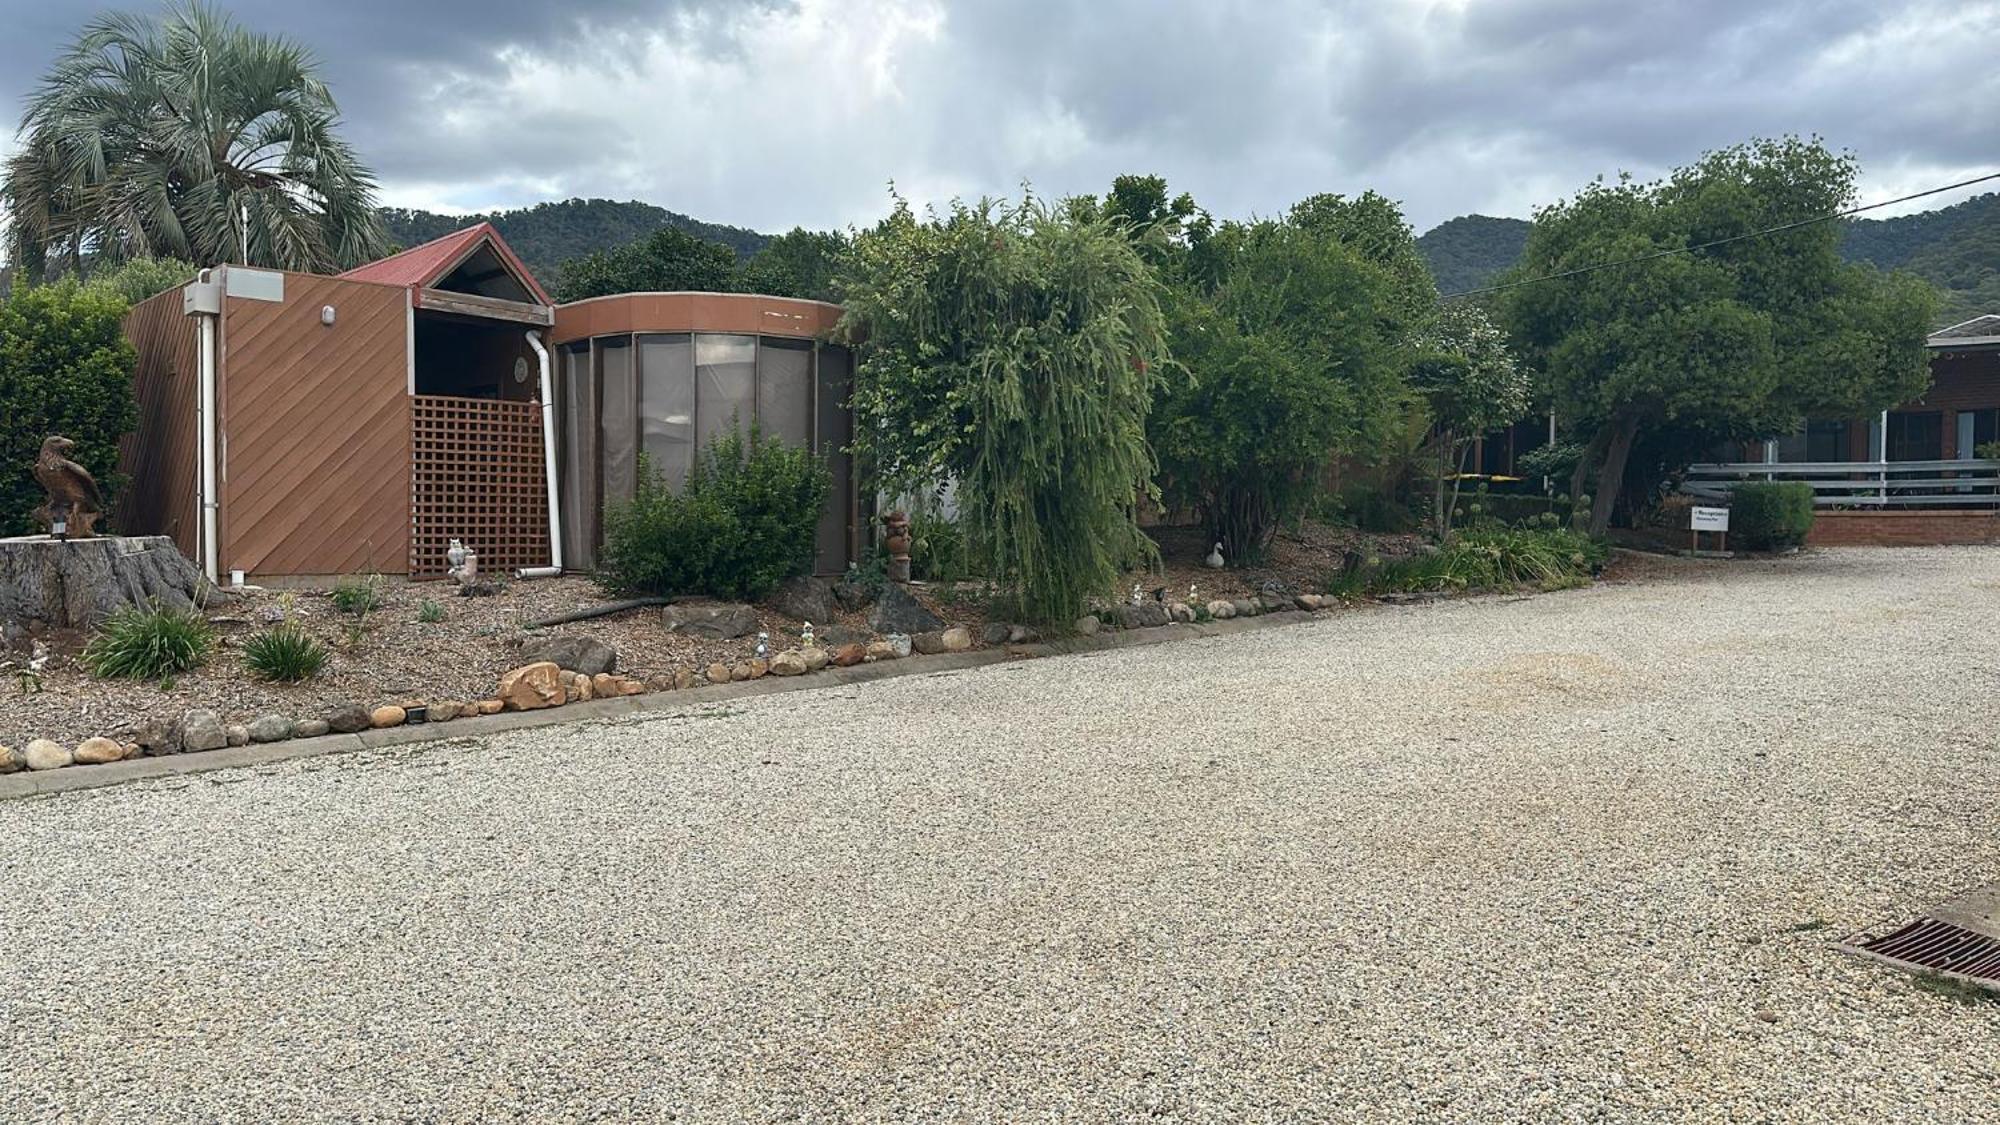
top-left (0, 535), bottom-right (220, 633)
top-left (1567, 424), bottom-right (1612, 529)
top-left (1588, 416), bottom-right (1641, 537)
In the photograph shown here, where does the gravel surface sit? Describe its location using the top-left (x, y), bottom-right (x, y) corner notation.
top-left (4, 546), bottom-right (1997, 1123)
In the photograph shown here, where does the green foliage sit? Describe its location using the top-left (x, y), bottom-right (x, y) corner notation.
top-left (1415, 215), bottom-right (1532, 295)
top-left (1328, 528), bottom-right (1607, 597)
top-left (1502, 137), bottom-right (1937, 534)
top-left (86, 257), bottom-right (197, 306)
top-left (416, 599), bottom-right (446, 624)
top-left (242, 622), bottom-right (329, 682)
top-left (599, 427), bottom-right (830, 600)
top-left (1975, 441), bottom-right (2000, 460)
top-left (1153, 200), bottom-right (1419, 562)
top-left (555, 225), bottom-right (741, 302)
top-left (5, 3), bottom-right (387, 274)
top-left (82, 602), bottom-right (214, 680)
top-left (1335, 483), bottom-right (1419, 533)
top-left (0, 279), bottom-right (137, 535)
top-left (837, 194), bottom-right (1169, 625)
top-left (908, 509), bottom-right (969, 583)
top-left (330, 575), bottom-right (383, 616)
top-left (1410, 302), bottom-right (1530, 536)
top-left (737, 227), bottom-right (850, 302)
top-left (379, 198), bottom-right (768, 285)
top-left (1730, 482), bottom-right (1815, 551)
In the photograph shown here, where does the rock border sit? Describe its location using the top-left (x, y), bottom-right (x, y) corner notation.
top-left (0, 608), bottom-right (1326, 802)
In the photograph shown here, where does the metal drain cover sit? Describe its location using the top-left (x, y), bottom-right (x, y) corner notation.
top-left (1842, 883), bottom-right (2000, 991)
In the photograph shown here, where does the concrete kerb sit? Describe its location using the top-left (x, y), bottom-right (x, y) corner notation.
top-left (0, 609), bottom-right (1322, 802)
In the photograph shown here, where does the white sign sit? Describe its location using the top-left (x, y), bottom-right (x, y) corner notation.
top-left (1691, 506), bottom-right (1730, 532)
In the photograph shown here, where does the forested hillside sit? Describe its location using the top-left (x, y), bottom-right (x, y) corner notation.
top-left (1413, 192), bottom-right (2000, 325)
top-left (377, 199), bottom-right (769, 284)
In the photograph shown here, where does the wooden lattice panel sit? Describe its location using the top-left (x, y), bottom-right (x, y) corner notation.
top-left (410, 396), bottom-right (552, 578)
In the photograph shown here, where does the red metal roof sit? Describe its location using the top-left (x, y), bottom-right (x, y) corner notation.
top-left (340, 221), bottom-right (552, 306)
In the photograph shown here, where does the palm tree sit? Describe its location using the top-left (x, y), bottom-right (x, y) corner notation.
top-left (2, 3), bottom-right (388, 276)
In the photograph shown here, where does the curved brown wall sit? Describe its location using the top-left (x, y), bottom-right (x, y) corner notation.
top-left (551, 292), bottom-right (843, 345)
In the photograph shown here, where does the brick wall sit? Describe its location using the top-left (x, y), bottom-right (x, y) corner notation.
top-left (1807, 510), bottom-right (2000, 547)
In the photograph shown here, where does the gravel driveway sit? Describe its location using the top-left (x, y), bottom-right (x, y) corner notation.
top-left (5, 547), bottom-right (1998, 1123)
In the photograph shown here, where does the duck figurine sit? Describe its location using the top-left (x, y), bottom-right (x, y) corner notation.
top-left (1205, 542), bottom-right (1225, 569)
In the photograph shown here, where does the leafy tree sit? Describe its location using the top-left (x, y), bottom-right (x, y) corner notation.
top-left (4, 3), bottom-right (387, 275)
top-left (87, 257), bottom-right (197, 306)
top-left (837, 195), bottom-right (1169, 624)
top-left (0, 280), bottom-right (137, 535)
top-left (1503, 138), bottom-right (1936, 534)
top-left (554, 225), bottom-right (741, 302)
top-left (380, 199), bottom-right (771, 287)
top-left (1410, 303), bottom-right (1530, 537)
top-left (736, 227), bottom-right (850, 302)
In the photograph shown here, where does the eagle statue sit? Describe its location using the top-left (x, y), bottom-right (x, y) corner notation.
top-left (33, 435), bottom-right (104, 539)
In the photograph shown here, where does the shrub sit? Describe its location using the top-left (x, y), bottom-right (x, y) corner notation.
top-left (598, 425), bottom-right (829, 600)
top-left (0, 279), bottom-right (138, 535)
top-left (416, 599), bottom-right (445, 624)
top-left (81, 603), bottom-right (213, 680)
top-left (1329, 528), bottom-right (1608, 597)
top-left (242, 623), bottom-right (329, 683)
top-left (1730, 482), bottom-right (1815, 551)
top-left (330, 575), bottom-right (382, 615)
top-left (909, 510), bottom-right (969, 583)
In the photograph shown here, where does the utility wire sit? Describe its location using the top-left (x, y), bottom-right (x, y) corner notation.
top-left (1439, 170), bottom-right (2000, 300)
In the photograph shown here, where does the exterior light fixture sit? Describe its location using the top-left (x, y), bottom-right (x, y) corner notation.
top-left (320, 305), bottom-right (336, 326)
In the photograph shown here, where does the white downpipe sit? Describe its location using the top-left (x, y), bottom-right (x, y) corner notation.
top-left (196, 272), bottom-right (220, 584)
top-left (520, 330), bottom-right (563, 579)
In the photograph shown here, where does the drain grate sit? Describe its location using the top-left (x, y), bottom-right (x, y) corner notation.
top-left (1842, 883), bottom-right (2000, 991)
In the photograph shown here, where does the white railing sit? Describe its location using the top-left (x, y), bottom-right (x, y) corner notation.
top-left (1682, 459), bottom-right (2000, 508)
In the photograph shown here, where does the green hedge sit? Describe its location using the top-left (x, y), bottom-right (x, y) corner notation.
top-left (1730, 482), bottom-right (1815, 550)
top-left (0, 280), bottom-right (137, 535)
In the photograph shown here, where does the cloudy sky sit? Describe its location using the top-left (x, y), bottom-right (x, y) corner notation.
top-left (2, 0), bottom-right (1996, 236)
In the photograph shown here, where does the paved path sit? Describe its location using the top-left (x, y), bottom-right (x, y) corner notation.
top-left (5, 549), bottom-right (1998, 1123)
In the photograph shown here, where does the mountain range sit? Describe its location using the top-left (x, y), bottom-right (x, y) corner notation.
top-left (380, 191), bottom-right (1998, 326)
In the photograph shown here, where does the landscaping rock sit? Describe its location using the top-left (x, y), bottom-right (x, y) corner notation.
top-left (132, 717), bottom-right (174, 756)
top-left (326, 705), bottom-right (371, 734)
top-left (832, 577), bottom-right (875, 612)
top-left (1073, 615), bottom-right (1102, 636)
top-left (662, 603), bottom-right (760, 640)
top-left (869, 586), bottom-right (942, 635)
top-left (428, 701), bottom-right (463, 722)
top-left (566, 672), bottom-right (593, 702)
top-left (770, 576), bottom-right (837, 623)
top-left (73, 737), bottom-right (123, 765)
top-left (981, 622), bottom-right (1011, 645)
top-left (591, 672), bottom-right (618, 697)
top-left (1207, 599), bottom-right (1237, 620)
top-left (673, 668), bottom-right (695, 691)
top-left (1231, 598), bottom-right (1259, 618)
top-left (731, 663), bottom-right (754, 682)
top-left (474, 700), bottom-right (503, 716)
top-left (498, 662), bottom-right (565, 711)
top-left (1008, 624), bottom-right (1042, 643)
top-left (1116, 603), bottom-right (1171, 630)
top-left (769, 650), bottom-right (809, 676)
top-left (888, 634), bottom-right (913, 659)
top-left (801, 646), bottom-right (830, 672)
top-left (832, 643), bottom-right (867, 667)
top-left (518, 634), bottom-right (618, 676)
top-left (913, 630), bottom-right (950, 655)
top-left (705, 662), bottom-right (731, 685)
top-left (819, 624), bottom-right (871, 648)
top-left (1261, 594), bottom-right (1292, 614)
top-left (1168, 603), bottom-right (1196, 624)
top-left (940, 625), bottom-right (973, 652)
top-left (120, 742), bottom-right (142, 760)
top-left (178, 709), bottom-right (227, 752)
top-left (247, 714), bottom-right (292, 744)
top-left (618, 677), bottom-right (645, 696)
top-left (0, 745), bottom-right (23, 774)
top-left (225, 724), bottom-right (250, 747)
top-left (25, 739), bottom-right (71, 770)
top-left (292, 719), bottom-right (330, 739)
top-left (1295, 594), bottom-right (1325, 611)
top-left (370, 705), bottom-right (407, 728)
top-left (747, 659), bottom-right (769, 680)
top-left (865, 640), bottom-right (897, 662)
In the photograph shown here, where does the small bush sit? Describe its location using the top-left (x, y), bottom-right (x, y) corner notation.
top-left (1337, 484), bottom-right (1418, 533)
top-left (331, 575), bottom-right (382, 615)
top-left (1730, 482), bottom-right (1815, 551)
top-left (242, 623), bottom-right (329, 683)
top-left (417, 599), bottom-right (446, 624)
top-left (1328, 528), bottom-right (1608, 597)
top-left (598, 423), bottom-right (830, 600)
top-left (910, 511), bottom-right (969, 582)
top-left (82, 603), bottom-right (214, 680)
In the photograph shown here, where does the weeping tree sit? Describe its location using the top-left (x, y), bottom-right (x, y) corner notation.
top-left (837, 195), bottom-right (1170, 625)
top-left (1409, 302), bottom-right (1530, 538)
top-left (3, 2), bottom-right (387, 275)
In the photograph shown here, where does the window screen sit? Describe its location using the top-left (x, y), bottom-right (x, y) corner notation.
top-left (599, 338), bottom-right (637, 507)
top-left (696, 334), bottom-right (756, 448)
top-left (559, 344), bottom-right (598, 570)
top-left (815, 345), bottom-right (855, 574)
top-left (638, 333), bottom-right (695, 488)
top-left (756, 338), bottom-right (814, 447)
top-left (1887, 412), bottom-right (1942, 462)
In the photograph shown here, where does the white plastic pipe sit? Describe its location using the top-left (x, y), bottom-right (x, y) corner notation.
top-left (196, 271), bottom-right (220, 584)
top-left (520, 329), bottom-right (563, 579)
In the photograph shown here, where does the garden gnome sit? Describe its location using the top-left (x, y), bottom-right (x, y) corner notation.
top-left (33, 435), bottom-right (103, 539)
top-left (882, 510), bottom-right (913, 583)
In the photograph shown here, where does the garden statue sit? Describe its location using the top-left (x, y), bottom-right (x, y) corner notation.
top-left (882, 510), bottom-right (912, 583)
top-left (1205, 542), bottom-right (1225, 569)
top-left (446, 539), bottom-right (478, 586)
top-left (33, 435), bottom-right (103, 539)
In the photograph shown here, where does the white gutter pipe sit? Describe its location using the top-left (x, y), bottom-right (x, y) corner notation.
top-left (518, 329), bottom-right (564, 579)
top-left (195, 269), bottom-right (220, 584)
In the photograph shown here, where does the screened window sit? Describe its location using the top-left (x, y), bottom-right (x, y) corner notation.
top-left (559, 344), bottom-right (598, 570)
top-left (696, 334), bottom-right (756, 448)
top-left (815, 345), bottom-right (855, 574)
top-left (1969, 409), bottom-right (2000, 455)
top-left (1887, 412), bottom-right (1942, 462)
top-left (638, 334), bottom-right (695, 488)
top-left (599, 339), bottom-right (636, 507)
top-left (756, 338), bottom-right (814, 447)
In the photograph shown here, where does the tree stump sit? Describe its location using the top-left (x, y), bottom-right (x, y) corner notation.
top-left (0, 535), bottom-right (219, 632)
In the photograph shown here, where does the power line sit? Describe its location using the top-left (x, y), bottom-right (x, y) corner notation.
top-left (1439, 170), bottom-right (2000, 300)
